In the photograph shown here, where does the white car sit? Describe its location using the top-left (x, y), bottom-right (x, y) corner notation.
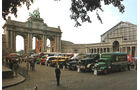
top-left (46, 56), bottom-right (57, 65)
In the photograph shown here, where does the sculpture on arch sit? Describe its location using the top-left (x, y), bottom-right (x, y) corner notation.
top-left (29, 8), bottom-right (40, 18)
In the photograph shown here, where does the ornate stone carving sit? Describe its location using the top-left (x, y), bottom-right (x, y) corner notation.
top-left (29, 8), bottom-right (40, 18)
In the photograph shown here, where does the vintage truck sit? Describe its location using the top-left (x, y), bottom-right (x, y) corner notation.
top-left (76, 53), bottom-right (100, 72)
top-left (93, 52), bottom-right (128, 74)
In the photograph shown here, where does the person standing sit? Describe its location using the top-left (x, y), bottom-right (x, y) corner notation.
top-left (26, 61), bottom-right (29, 75)
top-left (55, 66), bottom-right (61, 86)
top-left (13, 59), bottom-right (18, 77)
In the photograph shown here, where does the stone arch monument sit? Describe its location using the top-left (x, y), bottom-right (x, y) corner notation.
top-left (3, 9), bottom-right (62, 53)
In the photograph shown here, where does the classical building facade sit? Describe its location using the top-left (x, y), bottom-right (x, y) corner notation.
top-left (62, 21), bottom-right (137, 57)
top-left (2, 10), bottom-right (62, 53)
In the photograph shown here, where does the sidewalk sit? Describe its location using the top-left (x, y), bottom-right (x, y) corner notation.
top-left (2, 66), bottom-right (25, 89)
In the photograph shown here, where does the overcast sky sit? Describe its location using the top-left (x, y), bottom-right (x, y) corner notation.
top-left (0, 0), bottom-right (137, 51)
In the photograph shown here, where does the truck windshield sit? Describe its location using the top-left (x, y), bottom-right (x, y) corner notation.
top-left (101, 54), bottom-right (112, 58)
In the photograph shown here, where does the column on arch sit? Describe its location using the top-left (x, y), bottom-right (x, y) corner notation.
top-left (24, 35), bottom-right (28, 53)
top-left (9, 31), bottom-right (16, 52)
top-left (40, 35), bottom-right (46, 52)
top-left (38, 37), bottom-right (43, 52)
top-left (13, 31), bottom-right (16, 52)
top-left (54, 36), bottom-right (57, 52)
top-left (58, 35), bottom-right (61, 52)
top-left (43, 35), bottom-right (47, 52)
top-left (28, 33), bottom-right (33, 52)
top-left (10, 31), bottom-right (12, 49)
top-left (50, 37), bottom-right (55, 52)
top-left (5, 30), bottom-right (10, 50)
top-left (54, 35), bottom-right (61, 52)
top-left (8, 30), bottom-right (13, 51)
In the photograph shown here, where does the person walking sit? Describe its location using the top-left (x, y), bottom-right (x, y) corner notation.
top-left (55, 66), bottom-right (61, 86)
top-left (31, 60), bottom-right (35, 71)
top-left (127, 61), bottom-right (130, 71)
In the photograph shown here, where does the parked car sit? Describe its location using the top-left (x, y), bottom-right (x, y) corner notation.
top-left (94, 52), bottom-right (128, 75)
top-left (66, 59), bottom-right (78, 70)
top-left (46, 56), bottom-right (57, 66)
top-left (50, 56), bottom-right (70, 68)
top-left (77, 54), bottom-right (100, 72)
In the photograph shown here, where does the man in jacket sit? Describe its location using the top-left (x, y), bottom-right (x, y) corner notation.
top-left (55, 66), bottom-right (61, 86)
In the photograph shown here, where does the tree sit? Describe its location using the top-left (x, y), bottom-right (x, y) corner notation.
top-left (70, 0), bottom-right (125, 27)
top-left (2, 0), bottom-right (125, 27)
top-left (17, 50), bottom-right (24, 55)
top-left (2, 0), bottom-right (33, 20)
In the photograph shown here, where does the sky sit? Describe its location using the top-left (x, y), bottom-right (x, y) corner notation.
top-left (0, 0), bottom-right (137, 51)
top-left (0, 0), bottom-right (139, 88)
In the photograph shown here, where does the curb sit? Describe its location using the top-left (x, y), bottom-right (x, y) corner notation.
top-left (2, 74), bottom-right (26, 89)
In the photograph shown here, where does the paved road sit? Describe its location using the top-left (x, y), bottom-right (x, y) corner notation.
top-left (3, 63), bottom-right (137, 90)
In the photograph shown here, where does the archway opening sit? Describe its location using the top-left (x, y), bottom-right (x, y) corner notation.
top-left (113, 41), bottom-right (119, 52)
top-left (16, 35), bottom-right (24, 54)
top-left (46, 38), bottom-right (51, 52)
top-left (32, 37), bottom-right (36, 53)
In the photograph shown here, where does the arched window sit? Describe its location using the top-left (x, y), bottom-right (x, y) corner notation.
top-left (113, 41), bottom-right (119, 52)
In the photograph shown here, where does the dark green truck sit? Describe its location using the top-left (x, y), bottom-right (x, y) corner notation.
top-left (94, 52), bottom-right (127, 74)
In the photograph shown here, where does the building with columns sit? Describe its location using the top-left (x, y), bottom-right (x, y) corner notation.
top-left (2, 9), bottom-right (62, 54)
top-left (62, 21), bottom-right (137, 57)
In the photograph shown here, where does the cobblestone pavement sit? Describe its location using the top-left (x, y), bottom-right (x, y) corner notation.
top-left (3, 62), bottom-right (137, 90)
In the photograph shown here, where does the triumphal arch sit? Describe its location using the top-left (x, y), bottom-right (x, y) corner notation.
top-left (3, 9), bottom-right (62, 53)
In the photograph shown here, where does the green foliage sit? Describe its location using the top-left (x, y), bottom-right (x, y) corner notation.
top-left (8, 49), bottom-right (13, 53)
top-left (2, 0), bottom-right (125, 27)
top-left (70, 0), bottom-right (125, 27)
top-left (2, 0), bottom-right (33, 20)
top-left (17, 50), bottom-right (24, 54)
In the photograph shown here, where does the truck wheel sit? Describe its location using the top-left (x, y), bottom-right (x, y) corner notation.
top-left (103, 69), bottom-right (108, 74)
